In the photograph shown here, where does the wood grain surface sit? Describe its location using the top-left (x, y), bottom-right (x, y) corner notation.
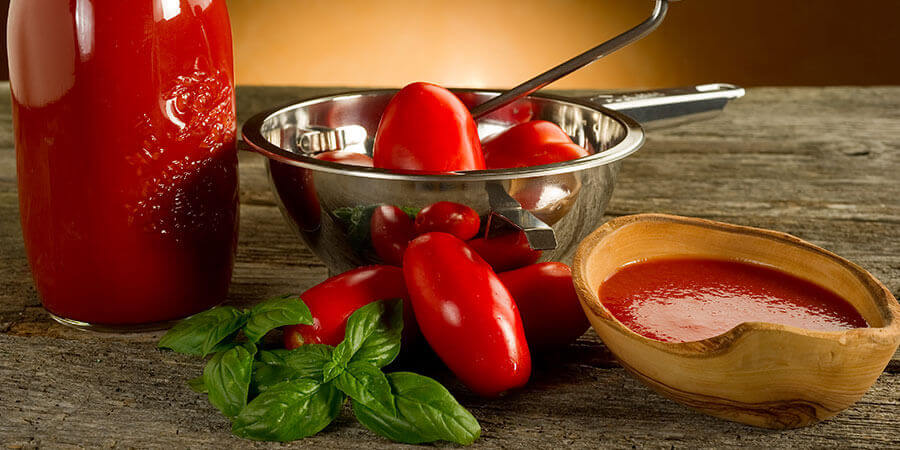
top-left (1, 85), bottom-right (898, 448)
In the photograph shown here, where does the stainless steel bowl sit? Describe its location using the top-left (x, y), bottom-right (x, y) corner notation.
top-left (241, 86), bottom-right (743, 273)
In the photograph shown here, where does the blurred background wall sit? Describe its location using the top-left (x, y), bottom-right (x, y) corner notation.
top-left (1, 0), bottom-right (898, 88)
top-left (227, 0), bottom-right (900, 89)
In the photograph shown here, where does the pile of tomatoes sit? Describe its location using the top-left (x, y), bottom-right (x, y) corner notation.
top-left (314, 81), bottom-right (589, 172)
top-left (284, 82), bottom-right (591, 397)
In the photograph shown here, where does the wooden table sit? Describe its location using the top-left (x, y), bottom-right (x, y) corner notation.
top-left (1, 84), bottom-right (898, 448)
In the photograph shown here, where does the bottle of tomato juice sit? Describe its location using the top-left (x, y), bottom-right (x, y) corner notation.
top-left (8, 0), bottom-right (239, 329)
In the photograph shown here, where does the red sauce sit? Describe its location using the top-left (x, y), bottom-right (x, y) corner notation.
top-left (9, 1), bottom-right (238, 325)
top-left (598, 258), bottom-right (867, 343)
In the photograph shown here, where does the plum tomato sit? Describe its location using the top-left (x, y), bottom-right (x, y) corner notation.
top-left (314, 150), bottom-right (375, 167)
top-left (467, 230), bottom-right (542, 272)
top-left (414, 201), bottom-right (481, 241)
top-left (283, 265), bottom-right (415, 348)
top-left (403, 232), bottom-right (531, 396)
top-left (499, 262), bottom-right (589, 352)
top-left (481, 120), bottom-right (589, 169)
top-left (373, 82), bottom-right (485, 172)
top-left (370, 205), bottom-right (416, 266)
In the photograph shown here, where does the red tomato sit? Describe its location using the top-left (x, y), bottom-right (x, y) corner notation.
top-left (370, 205), bottom-right (416, 266)
top-left (481, 120), bottom-right (589, 169)
top-left (373, 82), bottom-right (485, 172)
top-left (283, 265), bottom-right (414, 348)
top-left (414, 201), bottom-right (481, 241)
top-left (314, 151), bottom-right (374, 167)
top-left (499, 263), bottom-right (589, 352)
top-left (403, 232), bottom-right (531, 396)
top-left (467, 231), bottom-right (542, 272)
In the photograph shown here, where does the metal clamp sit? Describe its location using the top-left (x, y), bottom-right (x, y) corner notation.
top-left (297, 125), bottom-right (367, 154)
top-left (485, 182), bottom-right (558, 250)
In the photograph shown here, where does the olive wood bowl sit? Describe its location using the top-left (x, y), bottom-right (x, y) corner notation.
top-left (572, 213), bottom-right (900, 429)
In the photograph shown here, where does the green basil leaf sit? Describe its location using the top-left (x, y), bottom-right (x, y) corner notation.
top-left (204, 343), bottom-right (256, 417)
top-left (353, 399), bottom-right (433, 444)
top-left (253, 357), bottom-right (301, 393)
top-left (350, 299), bottom-right (404, 368)
top-left (322, 361), bottom-right (345, 383)
top-left (333, 361), bottom-right (396, 416)
top-left (262, 346), bottom-right (333, 375)
top-left (280, 345), bottom-right (333, 378)
top-left (350, 205), bottom-right (378, 248)
top-left (232, 379), bottom-right (344, 442)
top-left (253, 345), bottom-right (333, 390)
top-left (187, 376), bottom-right (207, 394)
top-left (257, 348), bottom-right (292, 364)
top-left (333, 299), bottom-right (403, 367)
top-left (331, 344), bottom-right (354, 368)
top-left (243, 295), bottom-right (313, 343)
top-left (332, 206), bottom-right (356, 224)
top-left (333, 205), bottom-right (378, 249)
top-left (353, 372), bottom-right (480, 445)
top-left (400, 206), bottom-right (420, 219)
top-left (157, 306), bottom-right (247, 356)
top-left (209, 337), bottom-right (240, 354)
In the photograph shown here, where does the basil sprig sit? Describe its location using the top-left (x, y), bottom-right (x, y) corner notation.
top-left (158, 295), bottom-right (480, 445)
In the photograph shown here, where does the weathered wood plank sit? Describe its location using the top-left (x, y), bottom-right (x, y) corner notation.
top-left (1, 333), bottom-right (898, 448)
top-left (1, 85), bottom-right (899, 447)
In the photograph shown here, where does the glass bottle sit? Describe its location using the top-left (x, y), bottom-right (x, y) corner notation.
top-left (8, 0), bottom-right (239, 329)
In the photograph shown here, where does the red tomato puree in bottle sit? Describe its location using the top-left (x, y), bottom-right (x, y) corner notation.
top-left (9, 1), bottom-right (238, 325)
top-left (598, 258), bottom-right (867, 343)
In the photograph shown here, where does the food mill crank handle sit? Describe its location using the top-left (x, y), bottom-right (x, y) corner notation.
top-left (587, 83), bottom-right (746, 130)
top-left (485, 182), bottom-right (558, 251)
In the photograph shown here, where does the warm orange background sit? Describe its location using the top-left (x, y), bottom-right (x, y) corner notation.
top-left (227, 0), bottom-right (900, 89)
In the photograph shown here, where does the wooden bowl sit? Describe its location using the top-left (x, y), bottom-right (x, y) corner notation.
top-left (572, 213), bottom-right (900, 429)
